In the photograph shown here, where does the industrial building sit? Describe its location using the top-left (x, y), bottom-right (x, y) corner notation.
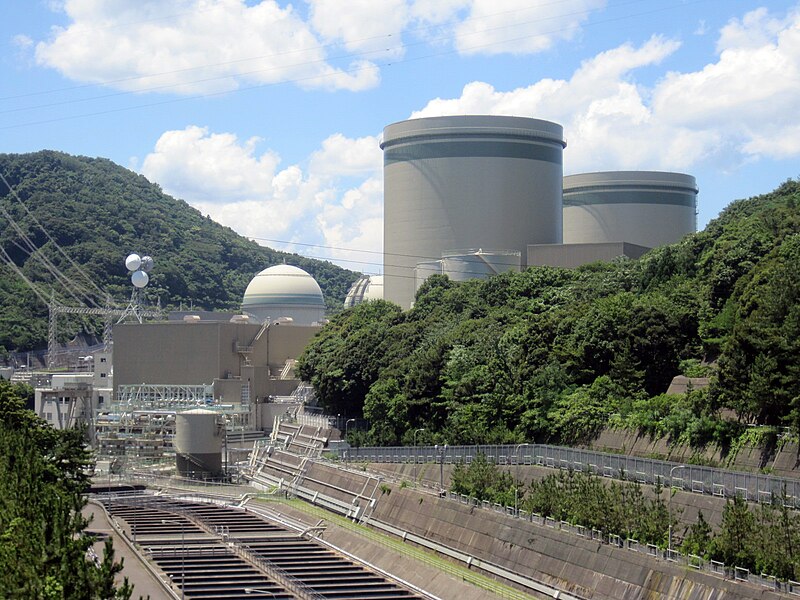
top-left (381, 115), bottom-right (566, 309)
top-left (90, 264), bottom-right (327, 475)
top-left (561, 171), bottom-right (698, 248)
top-left (381, 115), bottom-right (699, 308)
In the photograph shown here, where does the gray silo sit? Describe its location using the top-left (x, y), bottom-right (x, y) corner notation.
top-left (381, 115), bottom-right (566, 309)
top-left (562, 171), bottom-right (698, 249)
top-left (174, 408), bottom-right (224, 479)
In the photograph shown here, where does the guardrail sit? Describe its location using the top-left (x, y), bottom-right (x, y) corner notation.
top-left (339, 443), bottom-right (800, 506)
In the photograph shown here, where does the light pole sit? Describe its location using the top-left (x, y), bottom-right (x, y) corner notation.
top-left (435, 444), bottom-right (448, 492)
top-left (344, 418), bottom-right (356, 466)
top-left (667, 464), bottom-right (686, 557)
top-left (162, 519), bottom-right (185, 600)
top-left (514, 443), bottom-right (529, 516)
top-left (413, 428), bottom-right (425, 484)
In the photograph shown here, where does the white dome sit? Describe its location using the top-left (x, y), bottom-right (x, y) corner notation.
top-left (363, 275), bottom-right (384, 302)
top-left (344, 275), bottom-right (384, 308)
top-left (242, 264), bottom-right (325, 325)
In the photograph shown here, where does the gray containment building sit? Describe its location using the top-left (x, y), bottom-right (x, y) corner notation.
top-left (562, 171), bottom-right (698, 249)
top-left (381, 115), bottom-right (566, 309)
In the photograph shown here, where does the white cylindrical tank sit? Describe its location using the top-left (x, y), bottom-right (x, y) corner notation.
top-left (415, 260), bottom-right (443, 295)
top-left (174, 408), bottom-right (223, 479)
top-left (562, 171), bottom-right (698, 248)
top-left (382, 115), bottom-right (566, 309)
top-left (441, 249), bottom-right (521, 282)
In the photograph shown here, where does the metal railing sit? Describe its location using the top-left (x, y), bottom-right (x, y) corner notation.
top-left (443, 490), bottom-right (800, 595)
top-left (339, 443), bottom-right (800, 506)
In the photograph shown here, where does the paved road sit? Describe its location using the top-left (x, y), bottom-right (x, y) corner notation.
top-left (83, 501), bottom-right (173, 600)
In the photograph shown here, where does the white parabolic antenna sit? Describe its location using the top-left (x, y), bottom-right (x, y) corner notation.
top-left (125, 253), bottom-right (142, 272)
top-left (131, 270), bottom-right (149, 288)
top-left (141, 256), bottom-right (154, 272)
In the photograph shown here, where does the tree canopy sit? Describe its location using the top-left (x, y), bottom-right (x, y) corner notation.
top-left (0, 151), bottom-right (360, 353)
top-left (0, 379), bottom-right (132, 598)
top-left (299, 179), bottom-right (800, 447)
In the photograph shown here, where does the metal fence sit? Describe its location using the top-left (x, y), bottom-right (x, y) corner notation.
top-left (339, 443), bottom-right (800, 506)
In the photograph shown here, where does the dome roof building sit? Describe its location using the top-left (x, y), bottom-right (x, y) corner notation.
top-left (344, 275), bottom-right (384, 308)
top-left (242, 264), bottom-right (326, 325)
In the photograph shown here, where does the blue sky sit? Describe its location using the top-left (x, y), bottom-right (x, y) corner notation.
top-left (2, 0), bottom-right (799, 274)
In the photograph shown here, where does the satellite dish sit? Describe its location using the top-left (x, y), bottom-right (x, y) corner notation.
top-left (141, 256), bottom-right (154, 272)
top-left (125, 253), bottom-right (142, 271)
top-left (131, 270), bottom-right (149, 288)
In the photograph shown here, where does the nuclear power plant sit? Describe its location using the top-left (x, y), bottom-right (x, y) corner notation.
top-left (25, 113), bottom-right (699, 480)
top-left (378, 115), bottom-right (699, 309)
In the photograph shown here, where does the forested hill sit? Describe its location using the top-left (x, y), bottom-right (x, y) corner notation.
top-left (298, 179), bottom-right (800, 449)
top-left (0, 151), bottom-right (360, 353)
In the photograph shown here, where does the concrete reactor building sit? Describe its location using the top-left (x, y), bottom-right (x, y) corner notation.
top-left (379, 115), bottom-right (699, 307)
top-left (344, 275), bottom-right (384, 308)
top-left (381, 115), bottom-right (566, 309)
top-left (561, 171), bottom-right (698, 249)
top-left (242, 264), bottom-right (326, 325)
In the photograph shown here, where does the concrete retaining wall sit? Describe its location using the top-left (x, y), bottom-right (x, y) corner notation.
top-left (301, 460), bottom-right (787, 599)
top-left (371, 483), bottom-right (783, 599)
top-left (589, 431), bottom-right (800, 479)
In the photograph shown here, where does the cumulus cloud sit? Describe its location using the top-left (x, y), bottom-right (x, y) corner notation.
top-left (141, 126), bottom-right (384, 267)
top-left (413, 5), bottom-right (800, 169)
top-left (451, 0), bottom-right (607, 55)
top-left (34, 0), bottom-right (380, 93)
top-left (308, 0), bottom-right (409, 58)
top-left (29, 0), bottom-right (610, 94)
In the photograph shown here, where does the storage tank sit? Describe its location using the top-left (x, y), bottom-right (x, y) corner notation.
top-left (562, 171), bottom-right (698, 249)
top-left (441, 249), bottom-right (521, 282)
top-left (415, 260), bottom-right (443, 295)
top-left (174, 408), bottom-right (223, 479)
top-left (382, 115), bottom-right (566, 309)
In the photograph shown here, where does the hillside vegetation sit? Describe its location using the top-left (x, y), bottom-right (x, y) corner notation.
top-left (0, 151), bottom-right (359, 353)
top-left (298, 180), bottom-right (800, 449)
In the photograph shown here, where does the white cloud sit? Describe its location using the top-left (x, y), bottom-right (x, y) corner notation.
top-left (308, 0), bottom-right (409, 58)
top-left (141, 126), bottom-right (384, 268)
top-left (413, 5), bottom-right (800, 169)
top-left (34, 0), bottom-right (380, 93)
top-left (29, 0), bottom-right (611, 94)
top-left (451, 0), bottom-right (607, 56)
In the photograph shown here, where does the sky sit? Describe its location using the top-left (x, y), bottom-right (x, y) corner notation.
top-left (1, 0), bottom-right (799, 275)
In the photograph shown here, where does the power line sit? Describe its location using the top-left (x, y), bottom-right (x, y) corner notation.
top-left (0, 169), bottom-right (109, 307)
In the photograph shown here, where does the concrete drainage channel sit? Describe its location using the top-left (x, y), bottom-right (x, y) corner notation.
top-left (99, 492), bottom-right (430, 600)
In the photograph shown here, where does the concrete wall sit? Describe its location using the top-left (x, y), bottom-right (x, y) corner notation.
top-left (587, 429), bottom-right (800, 478)
top-left (296, 460), bottom-right (781, 599)
top-left (370, 485), bottom-right (778, 600)
top-left (113, 321), bottom-right (320, 402)
top-left (527, 241), bottom-right (651, 269)
top-left (266, 325), bottom-right (320, 373)
top-left (113, 321), bottom-right (261, 392)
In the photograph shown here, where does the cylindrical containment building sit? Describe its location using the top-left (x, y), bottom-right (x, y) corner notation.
top-left (562, 171), bottom-right (698, 249)
top-left (174, 408), bottom-right (223, 479)
top-left (382, 115), bottom-right (566, 309)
